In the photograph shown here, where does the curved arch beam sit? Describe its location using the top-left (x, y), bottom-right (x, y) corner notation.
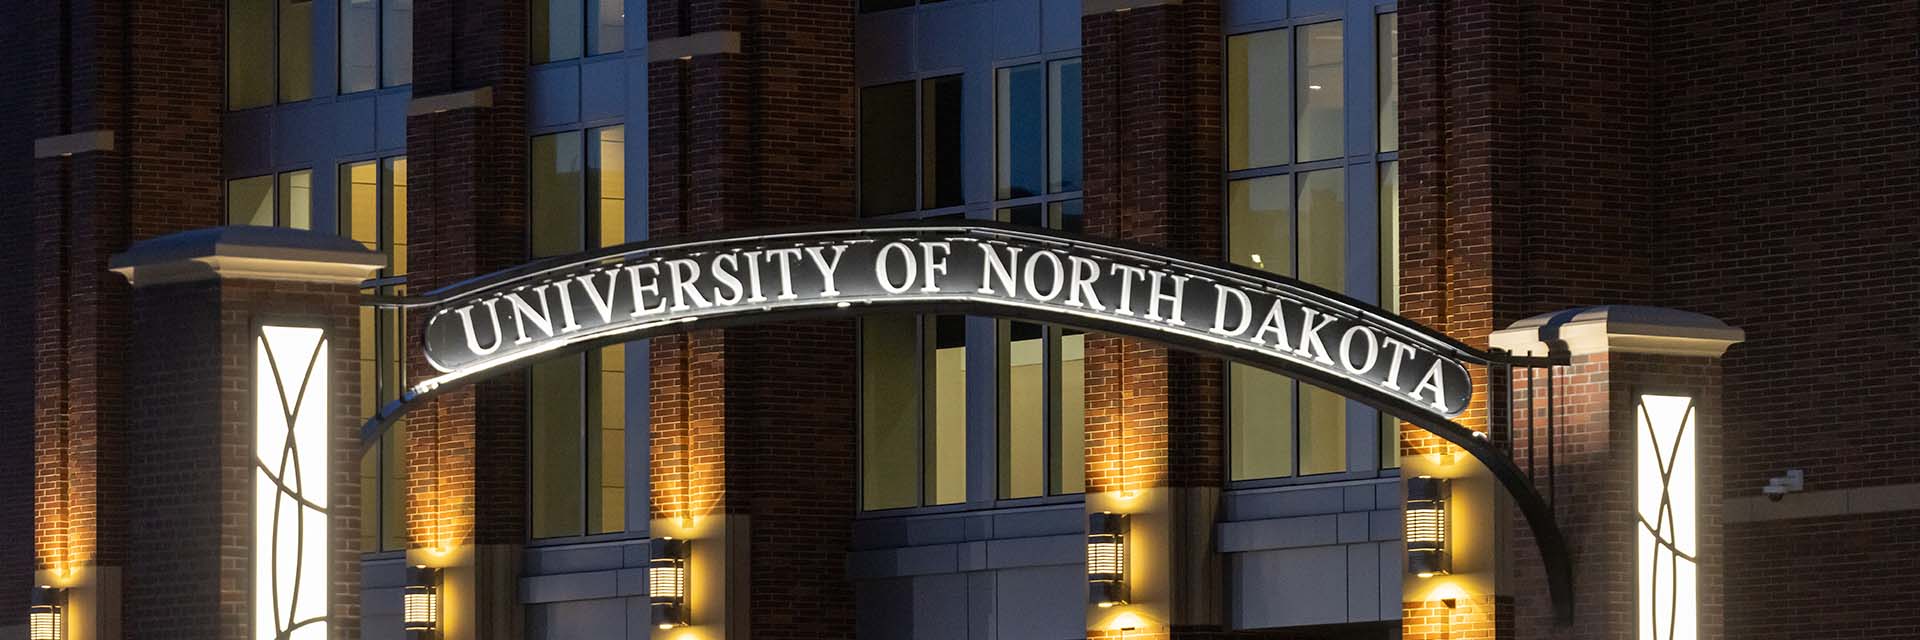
top-left (357, 220), bottom-right (1573, 624)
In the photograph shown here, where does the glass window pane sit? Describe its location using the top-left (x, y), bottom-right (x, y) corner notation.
top-left (340, 0), bottom-right (379, 93)
top-left (590, 126), bottom-right (626, 247)
top-left (859, 82), bottom-right (916, 217)
top-left (341, 161), bottom-right (380, 252)
top-left (860, 0), bottom-right (914, 12)
top-left (381, 418), bottom-right (407, 550)
top-left (1048, 59), bottom-right (1083, 193)
top-left (1052, 199), bottom-right (1084, 234)
top-left (279, 0), bottom-right (313, 102)
top-left (532, 132), bottom-right (585, 257)
top-left (383, 0), bottom-right (413, 86)
top-left (530, 355), bottom-right (586, 538)
top-left (922, 75), bottom-right (964, 209)
top-left (996, 64), bottom-right (1044, 200)
top-left (590, 0), bottom-right (624, 55)
top-left (862, 315), bottom-right (921, 510)
top-left (1230, 364), bottom-right (1295, 480)
top-left (359, 446), bottom-right (378, 551)
top-left (1052, 328), bottom-right (1085, 494)
top-left (1229, 176), bottom-right (1292, 275)
top-left (228, 0), bottom-right (275, 109)
top-left (1297, 168), bottom-right (1345, 291)
top-left (1299, 385), bottom-right (1347, 475)
top-left (228, 175), bottom-right (275, 226)
top-left (1296, 21), bottom-right (1344, 162)
top-left (1378, 13), bottom-right (1398, 153)
top-left (926, 315), bottom-right (968, 505)
top-left (587, 345), bottom-right (625, 534)
top-left (1001, 321), bottom-right (1045, 499)
top-left (532, 0), bottom-right (584, 63)
top-left (387, 157), bottom-right (409, 275)
top-left (1228, 30), bottom-right (1290, 170)
top-left (278, 169), bottom-right (312, 230)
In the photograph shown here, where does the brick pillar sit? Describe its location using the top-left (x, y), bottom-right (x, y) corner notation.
top-left (1463, 307), bottom-right (1738, 640)
top-left (108, 227), bottom-right (382, 639)
top-left (1080, 1), bottom-right (1224, 637)
top-left (27, 0), bottom-right (224, 637)
top-left (401, 1), bottom-right (530, 638)
top-left (644, 1), bottom-right (857, 638)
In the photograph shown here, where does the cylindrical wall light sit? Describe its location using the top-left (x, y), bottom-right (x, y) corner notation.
top-left (403, 565), bottom-right (442, 638)
top-left (1405, 476), bottom-right (1450, 578)
top-left (650, 537), bottom-right (691, 629)
top-left (1087, 512), bottom-right (1130, 607)
top-left (29, 585), bottom-right (63, 640)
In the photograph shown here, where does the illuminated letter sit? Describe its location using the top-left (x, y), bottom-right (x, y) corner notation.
top-left (1380, 335), bottom-right (1418, 389)
top-left (1144, 271), bottom-right (1189, 326)
top-left (1024, 250), bottom-right (1066, 302)
top-left (711, 253), bottom-right (745, 306)
top-left (1109, 264), bottom-right (1147, 316)
top-left (741, 250), bottom-right (768, 303)
top-left (506, 286), bottom-right (557, 345)
top-left (1250, 299), bottom-right (1295, 351)
top-left (665, 258), bottom-right (713, 312)
top-left (575, 268), bottom-right (623, 324)
top-left (1411, 361), bottom-right (1450, 412)
top-left (918, 242), bottom-right (951, 293)
top-left (1338, 326), bottom-right (1380, 375)
top-left (1210, 284), bottom-right (1253, 337)
top-left (977, 245), bottom-right (1023, 296)
top-left (876, 242), bottom-right (918, 294)
top-left (625, 262), bottom-right (667, 318)
top-left (454, 298), bottom-right (505, 356)
top-left (1065, 255), bottom-right (1106, 310)
top-left (550, 278), bottom-right (582, 333)
top-left (806, 245), bottom-right (849, 297)
top-left (764, 248), bottom-right (806, 300)
top-left (1293, 308), bottom-right (1338, 365)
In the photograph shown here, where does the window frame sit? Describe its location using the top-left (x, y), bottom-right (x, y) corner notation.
top-left (530, 0), bottom-right (627, 65)
top-left (524, 125), bottom-right (638, 543)
top-left (1221, 5), bottom-right (1403, 489)
top-left (338, 0), bottom-right (414, 94)
top-left (226, 168), bottom-right (316, 229)
top-left (857, 70), bottom-right (968, 221)
top-left (341, 154), bottom-right (410, 555)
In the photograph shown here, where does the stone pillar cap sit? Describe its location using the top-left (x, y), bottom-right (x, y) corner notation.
top-left (1490, 305), bottom-right (1744, 358)
top-left (110, 225), bottom-right (386, 287)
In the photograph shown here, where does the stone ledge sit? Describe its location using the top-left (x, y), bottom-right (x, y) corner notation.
top-left (34, 130), bottom-right (115, 157)
top-left (1490, 305), bottom-right (1745, 358)
top-left (110, 225), bottom-right (385, 287)
top-left (1727, 481), bottom-right (1920, 523)
top-left (646, 31), bottom-right (742, 62)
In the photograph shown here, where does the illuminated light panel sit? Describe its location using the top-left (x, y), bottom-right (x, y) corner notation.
top-left (256, 326), bottom-right (330, 640)
top-left (649, 538), bottom-right (690, 628)
top-left (1637, 394), bottom-right (1697, 640)
top-left (403, 566), bottom-right (440, 637)
top-left (28, 586), bottom-right (61, 640)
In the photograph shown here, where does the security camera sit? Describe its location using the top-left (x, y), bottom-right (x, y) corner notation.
top-left (1762, 469), bottom-right (1805, 502)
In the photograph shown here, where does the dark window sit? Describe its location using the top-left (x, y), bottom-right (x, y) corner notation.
top-left (859, 82), bottom-right (916, 217)
top-left (921, 75), bottom-right (965, 209)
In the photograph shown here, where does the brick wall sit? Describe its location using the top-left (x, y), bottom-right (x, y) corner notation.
top-left (0, 0), bottom-right (38, 626)
top-left (403, 0), bottom-right (532, 553)
top-left (645, 1), bottom-right (859, 637)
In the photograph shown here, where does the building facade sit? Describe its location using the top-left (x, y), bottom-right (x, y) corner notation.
top-left (0, 1), bottom-right (1913, 639)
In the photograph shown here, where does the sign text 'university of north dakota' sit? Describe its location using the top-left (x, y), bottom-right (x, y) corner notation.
top-left (411, 222), bottom-right (1475, 421)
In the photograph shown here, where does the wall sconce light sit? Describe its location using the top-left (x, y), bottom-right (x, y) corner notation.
top-left (650, 537), bottom-right (691, 629)
top-left (1406, 476), bottom-right (1450, 578)
top-left (403, 566), bottom-right (441, 638)
top-left (29, 585), bottom-right (63, 640)
top-left (1087, 512), bottom-right (1129, 607)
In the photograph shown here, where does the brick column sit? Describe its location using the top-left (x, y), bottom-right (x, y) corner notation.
top-left (26, 0), bottom-right (224, 637)
top-left (1080, 1), bottom-right (1224, 637)
top-left (401, 1), bottom-right (530, 638)
top-left (644, 1), bottom-right (857, 638)
top-left (108, 227), bottom-right (382, 639)
top-left (1425, 306), bottom-right (1739, 640)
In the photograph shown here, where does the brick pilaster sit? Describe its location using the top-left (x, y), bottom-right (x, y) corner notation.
top-left (645, 1), bottom-right (858, 638)
top-left (1080, 1), bottom-right (1224, 637)
top-left (401, 1), bottom-right (531, 638)
top-left (27, 1), bottom-right (224, 637)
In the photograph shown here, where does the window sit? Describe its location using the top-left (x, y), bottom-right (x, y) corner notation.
top-left (227, 169), bottom-right (313, 229)
top-left (532, 0), bottom-right (625, 64)
top-left (996, 59), bottom-right (1083, 199)
top-left (1226, 173), bottom-right (1349, 480)
top-left (227, 0), bottom-right (312, 109)
top-left (1227, 13), bottom-right (1397, 482)
top-left (1379, 161), bottom-right (1400, 469)
top-left (994, 203), bottom-right (1086, 499)
top-left (859, 0), bottom-right (944, 13)
top-left (861, 314), bottom-right (970, 510)
top-left (529, 126), bottom-right (628, 538)
top-left (345, 157), bottom-right (409, 552)
top-left (1378, 13), bottom-right (1398, 153)
top-left (340, 0), bottom-right (413, 92)
top-left (859, 74), bottom-right (963, 217)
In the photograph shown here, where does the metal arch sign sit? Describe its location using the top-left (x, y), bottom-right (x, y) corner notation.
top-left (407, 221), bottom-right (1478, 421)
